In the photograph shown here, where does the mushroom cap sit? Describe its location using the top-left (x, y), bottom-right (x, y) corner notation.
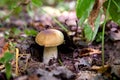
top-left (35, 29), bottom-right (64, 47)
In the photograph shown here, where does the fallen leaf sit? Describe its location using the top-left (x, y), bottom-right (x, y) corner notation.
top-left (109, 30), bottom-right (120, 41)
top-left (30, 21), bottom-right (45, 31)
top-left (0, 37), bottom-right (9, 58)
top-left (80, 48), bottom-right (101, 57)
top-left (91, 65), bottom-right (109, 73)
top-left (111, 65), bottom-right (120, 78)
top-left (28, 75), bottom-right (39, 80)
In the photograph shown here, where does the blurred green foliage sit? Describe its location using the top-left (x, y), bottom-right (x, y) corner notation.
top-left (76, 0), bottom-right (99, 43)
top-left (76, 0), bottom-right (120, 67)
top-left (32, 0), bottom-right (42, 7)
top-left (0, 0), bottom-right (42, 21)
top-left (76, 0), bottom-right (120, 42)
top-left (0, 0), bottom-right (19, 9)
top-left (0, 52), bottom-right (14, 80)
top-left (24, 29), bottom-right (37, 36)
top-left (104, 0), bottom-right (120, 25)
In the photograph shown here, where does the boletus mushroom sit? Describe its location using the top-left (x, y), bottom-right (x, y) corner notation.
top-left (35, 29), bottom-right (64, 64)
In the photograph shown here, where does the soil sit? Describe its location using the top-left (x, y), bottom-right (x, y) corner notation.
top-left (0, 6), bottom-right (120, 80)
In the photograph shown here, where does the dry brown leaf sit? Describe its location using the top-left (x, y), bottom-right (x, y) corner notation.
top-left (91, 65), bottom-right (109, 73)
top-left (0, 43), bottom-right (9, 58)
top-left (0, 28), bottom-right (6, 32)
top-left (80, 48), bottom-right (101, 57)
top-left (91, 65), bottom-right (112, 78)
top-left (88, 0), bottom-right (106, 30)
top-left (30, 21), bottom-right (45, 31)
top-left (28, 75), bottom-right (39, 80)
top-left (0, 37), bottom-right (9, 58)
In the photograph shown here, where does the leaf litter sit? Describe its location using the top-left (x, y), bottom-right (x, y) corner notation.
top-left (0, 4), bottom-right (120, 80)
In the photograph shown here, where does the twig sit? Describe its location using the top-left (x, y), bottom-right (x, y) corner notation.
top-left (15, 48), bottom-right (19, 76)
top-left (24, 54), bottom-right (30, 71)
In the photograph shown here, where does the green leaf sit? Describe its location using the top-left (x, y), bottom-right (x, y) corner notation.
top-left (91, 12), bottom-right (101, 41)
top-left (11, 27), bottom-right (21, 36)
top-left (12, 6), bottom-right (22, 15)
top-left (0, 52), bottom-right (14, 63)
top-left (5, 63), bottom-right (12, 80)
top-left (0, 57), bottom-right (5, 63)
top-left (96, 32), bottom-right (102, 42)
top-left (76, 0), bottom-right (95, 25)
top-left (25, 29), bottom-right (37, 36)
top-left (0, 52), bottom-right (13, 80)
top-left (83, 12), bottom-right (101, 42)
top-left (104, 0), bottom-right (120, 25)
top-left (32, 0), bottom-right (42, 7)
top-left (3, 52), bottom-right (14, 63)
top-left (84, 24), bottom-right (93, 42)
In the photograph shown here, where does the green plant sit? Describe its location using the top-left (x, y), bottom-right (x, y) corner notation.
top-left (0, 52), bottom-right (14, 80)
top-left (24, 29), bottom-right (37, 36)
top-left (4, 27), bottom-right (21, 39)
top-left (104, 0), bottom-right (120, 25)
top-left (95, 32), bottom-right (103, 42)
top-left (76, 0), bottom-right (101, 43)
top-left (31, 0), bottom-right (42, 7)
top-left (76, 0), bottom-right (120, 67)
top-left (76, 0), bottom-right (120, 42)
top-left (0, 0), bottom-right (42, 22)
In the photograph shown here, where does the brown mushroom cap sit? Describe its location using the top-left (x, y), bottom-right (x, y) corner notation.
top-left (35, 29), bottom-right (64, 47)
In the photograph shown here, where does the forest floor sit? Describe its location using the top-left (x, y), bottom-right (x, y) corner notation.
top-left (0, 4), bottom-right (120, 80)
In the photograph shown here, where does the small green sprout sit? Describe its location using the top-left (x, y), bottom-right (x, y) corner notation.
top-left (0, 52), bottom-right (14, 80)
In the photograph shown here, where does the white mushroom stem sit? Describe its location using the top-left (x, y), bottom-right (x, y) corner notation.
top-left (43, 46), bottom-right (58, 64)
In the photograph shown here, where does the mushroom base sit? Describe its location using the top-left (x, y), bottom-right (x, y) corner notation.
top-left (43, 47), bottom-right (58, 64)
